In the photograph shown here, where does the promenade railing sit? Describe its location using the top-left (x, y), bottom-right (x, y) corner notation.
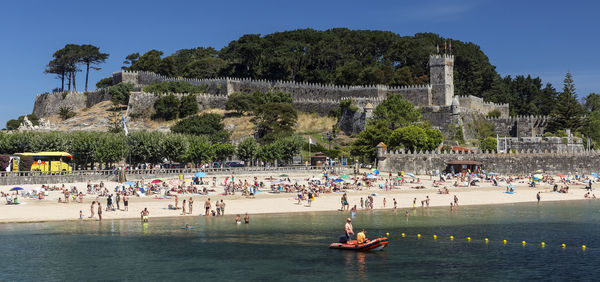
top-left (0, 165), bottom-right (345, 185)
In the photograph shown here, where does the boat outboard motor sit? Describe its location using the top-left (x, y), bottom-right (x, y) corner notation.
top-left (339, 235), bottom-right (348, 243)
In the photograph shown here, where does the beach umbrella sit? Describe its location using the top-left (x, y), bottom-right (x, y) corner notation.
top-left (309, 177), bottom-right (320, 181)
top-left (533, 174), bottom-right (543, 181)
top-left (592, 173), bottom-right (599, 178)
top-left (333, 179), bottom-right (344, 182)
top-left (194, 172), bottom-right (207, 178)
top-left (151, 179), bottom-right (163, 184)
top-left (487, 172), bottom-right (497, 175)
top-left (406, 172), bottom-right (416, 178)
top-left (10, 187), bottom-right (23, 191)
top-left (124, 181), bottom-right (136, 186)
top-left (556, 174), bottom-right (565, 178)
top-left (366, 174), bottom-right (377, 179)
top-left (279, 174), bottom-right (288, 177)
top-left (340, 175), bottom-right (350, 179)
top-left (395, 176), bottom-right (403, 180)
top-left (371, 169), bottom-right (380, 175)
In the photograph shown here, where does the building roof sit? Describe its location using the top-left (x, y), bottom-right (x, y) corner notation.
top-left (365, 103), bottom-right (374, 109)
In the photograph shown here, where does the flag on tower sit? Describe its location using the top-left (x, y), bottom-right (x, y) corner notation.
top-left (449, 40), bottom-right (452, 52)
top-left (122, 112), bottom-right (129, 136)
top-left (444, 41), bottom-right (447, 52)
top-left (309, 137), bottom-right (315, 145)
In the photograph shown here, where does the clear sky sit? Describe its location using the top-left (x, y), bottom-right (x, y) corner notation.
top-left (1, 0), bottom-right (599, 127)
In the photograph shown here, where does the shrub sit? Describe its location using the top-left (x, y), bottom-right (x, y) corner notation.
top-left (179, 94), bottom-right (198, 118)
top-left (152, 94), bottom-right (179, 120)
top-left (486, 109), bottom-right (502, 118)
top-left (479, 137), bottom-right (497, 152)
top-left (110, 82), bottom-right (134, 105)
top-left (59, 107), bottom-right (76, 120)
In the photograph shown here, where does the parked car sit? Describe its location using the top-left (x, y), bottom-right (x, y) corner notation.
top-left (212, 162), bottom-right (222, 168)
top-left (225, 161), bottom-right (245, 167)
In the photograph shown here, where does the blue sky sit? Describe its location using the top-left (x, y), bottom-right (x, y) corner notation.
top-left (1, 0), bottom-right (599, 126)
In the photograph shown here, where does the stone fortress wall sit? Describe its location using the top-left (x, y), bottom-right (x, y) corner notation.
top-left (377, 147), bottom-right (599, 175)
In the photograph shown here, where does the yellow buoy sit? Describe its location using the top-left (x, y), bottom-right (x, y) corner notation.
top-left (417, 234), bottom-right (421, 239)
top-left (561, 243), bottom-right (566, 248)
top-left (433, 235), bottom-right (437, 239)
top-left (401, 233), bottom-right (405, 237)
top-left (522, 241), bottom-right (526, 246)
top-left (467, 237), bottom-right (471, 241)
top-left (582, 245), bottom-right (586, 250)
top-left (450, 235), bottom-right (454, 240)
top-left (386, 232), bottom-right (389, 236)
top-left (541, 242), bottom-right (546, 248)
top-left (503, 240), bottom-right (507, 244)
top-left (484, 238), bottom-right (489, 244)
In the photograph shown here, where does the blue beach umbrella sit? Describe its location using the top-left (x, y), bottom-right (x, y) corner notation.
top-left (10, 187), bottom-right (23, 191)
top-left (124, 181), bottom-right (136, 186)
top-left (366, 174), bottom-right (377, 179)
top-left (487, 172), bottom-right (497, 175)
top-left (406, 172), bottom-right (416, 178)
top-left (194, 172), bottom-right (207, 178)
top-left (592, 173), bottom-right (599, 178)
top-left (333, 179), bottom-right (344, 182)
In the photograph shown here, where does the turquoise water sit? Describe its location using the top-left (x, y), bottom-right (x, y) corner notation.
top-left (1, 201), bottom-right (599, 281)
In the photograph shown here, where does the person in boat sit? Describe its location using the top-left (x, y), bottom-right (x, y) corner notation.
top-left (344, 218), bottom-right (354, 243)
top-left (356, 229), bottom-right (368, 244)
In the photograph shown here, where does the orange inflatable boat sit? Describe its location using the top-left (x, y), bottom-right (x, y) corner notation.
top-left (329, 237), bottom-right (389, 251)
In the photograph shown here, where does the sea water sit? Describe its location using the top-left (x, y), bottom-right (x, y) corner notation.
top-left (0, 200), bottom-right (599, 281)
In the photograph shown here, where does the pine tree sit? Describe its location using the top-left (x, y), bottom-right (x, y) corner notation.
top-left (547, 72), bottom-right (585, 132)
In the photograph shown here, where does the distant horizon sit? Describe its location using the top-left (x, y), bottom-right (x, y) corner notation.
top-left (1, 0), bottom-right (598, 126)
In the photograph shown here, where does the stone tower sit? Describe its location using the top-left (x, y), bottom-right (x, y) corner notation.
top-left (428, 54), bottom-right (454, 106)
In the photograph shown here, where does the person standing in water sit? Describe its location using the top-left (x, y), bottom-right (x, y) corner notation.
top-left (89, 201), bottom-right (96, 219)
top-left (220, 200), bottom-right (225, 216)
top-left (244, 213), bottom-right (250, 224)
top-left (97, 203), bottom-right (103, 221)
top-left (204, 198), bottom-right (211, 216)
top-left (536, 192), bottom-right (541, 204)
top-left (188, 197), bottom-right (194, 214)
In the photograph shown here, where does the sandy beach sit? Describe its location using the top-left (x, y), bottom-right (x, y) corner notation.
top-left (0, 171), bottom-right (595, 223)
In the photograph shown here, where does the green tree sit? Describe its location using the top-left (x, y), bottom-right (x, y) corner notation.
top-left (258, 142), bottom-right (283, 165)
top-left (225, 92), bottom-right (255, 115)
top-left (129, 50), bottom-right (163, 73)
top-left (547, 72), bottom-right (585, 132)
top-left (275, 135), bottom-right (304, 163)
top-left (170, 114), bottom-right (230, 143)
top-left (162, 133), bottom-right (189, 164)
top-left (179, 94), bottom-right (198, 118)
top-left (479, 137), bottom-right (497, 152)
top-left (153, 94), bottom-right (180, 120)
top-left (129, 131), bottom-right (165, 165)
top-left (185, 137), bottom-right (214, 167)
top-left (350, 120), bottom-right (392, 162)
top-left (95, 133), bottom-right (126, 168)
top-left (79, 44), bottom-right (109, 92)
top-left (237, 138), bottom-right (259, 165)
top-left (70, 132), bottom-right (99, 169)
top-left (122, 53), bottom-right (140, 70)
top-left (372, 94), bottom-right (421, 129)
top-left (96, 77), bottom-right (113, 88)
top-left (109, 82), bottom-right (134, 105)
top-left (213, 143), bottom-right (236, 163)
top-left (253, 102), bottom-right (298, 143)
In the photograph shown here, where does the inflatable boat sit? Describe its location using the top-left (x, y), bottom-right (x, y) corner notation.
top-left (329, 237), bottom-right (389, 251)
